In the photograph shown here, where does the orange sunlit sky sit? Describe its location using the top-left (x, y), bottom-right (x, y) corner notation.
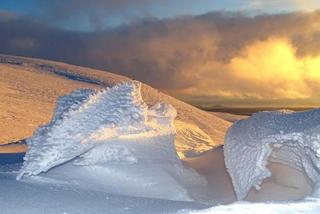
top-left (1, 0), bottom-right (320, 107)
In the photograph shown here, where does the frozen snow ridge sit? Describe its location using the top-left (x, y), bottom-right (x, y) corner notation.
top-left (17, 81), bottom-right (178, 180)
top-left (224, 109), bottom-right (320, 200)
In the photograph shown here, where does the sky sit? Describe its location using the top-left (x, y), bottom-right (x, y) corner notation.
top-left (0, 0), bottom-right (320, 107)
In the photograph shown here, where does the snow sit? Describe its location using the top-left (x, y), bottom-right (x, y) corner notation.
top-left (175, 120), bottom-right (214, 158)
top-left (1, 168), bottom-right (207, 214)
top-left (2, 55), bottom-right (320, 213)
top-left (2, 104), bottom-right (320, 213)
top-left (182, 147), bottom-right (236, 205)
top-left (182, 198), bottom-right (320, 214)
top-left (0, 54), bottom-right (231, 147)
top-left (17, 81), bottom-right (207, 201)
top-left (224, 109), bottom-right (320, 200)
top-left (13, 83), bottom-right (320, 212)
top-left (18, 81), bottom-right (150, 178)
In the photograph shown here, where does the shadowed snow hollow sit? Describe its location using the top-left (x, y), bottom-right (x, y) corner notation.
top-left (17, 81), bottom-right (206, 201)
top-left (224, 109), bottom-right (320, 200)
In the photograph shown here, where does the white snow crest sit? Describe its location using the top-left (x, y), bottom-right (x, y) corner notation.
top-left (224, 109), bottom-right (320, 200)
top-left (17, 81), bottom-right (177, 180)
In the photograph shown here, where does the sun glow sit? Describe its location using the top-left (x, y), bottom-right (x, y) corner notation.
top-left (176, 37), bottom-right (320, 103)
top-left (229, 37), bottom-right (320, 99)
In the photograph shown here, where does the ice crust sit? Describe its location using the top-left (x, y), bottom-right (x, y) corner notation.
top-left (224, 109), bottom-right (320, 200)
top-left (17, 81), bottom-right (179, 179)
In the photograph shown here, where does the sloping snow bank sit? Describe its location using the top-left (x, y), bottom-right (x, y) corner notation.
top-left (224, 109), bottom-right (320, 200)
top-left (0, 171), bottom-right (207, 214)
top-left (175, 120), bottom-right (214, 158)
top-left (17, 81), bottom-right (206, 201)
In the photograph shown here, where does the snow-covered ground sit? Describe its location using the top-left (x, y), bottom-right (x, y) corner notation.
top-left (185, 110), bottom-right (320, 213)
top-left (1, 55), bottom-right (320, 213)
top-left (182, 198), bottom-right (320, 214)
top-left (17, 81), bottom-right (208, 203)
top-left (0, 166), bottom-right (207, 214)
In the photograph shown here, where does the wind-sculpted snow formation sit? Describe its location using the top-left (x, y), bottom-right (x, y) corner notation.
top-left (16, 81), bottom-right (206, 201)
top-left (17, 81), bottom-right (177, 179)
top-left (224, 109), bottom-right (320, 200)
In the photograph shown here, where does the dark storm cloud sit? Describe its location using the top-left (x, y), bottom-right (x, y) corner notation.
top-left (1, 10), bottom-right (320, 103)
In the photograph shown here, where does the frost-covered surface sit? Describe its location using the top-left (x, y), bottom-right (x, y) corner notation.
top-left (175, 120), bottom-right (214, 158)
top-left (224, 109), bottom-right (320, 200)
top-left (18, 81), bottom-right (150, 178)
top-left (17, 81), bottom-right (207, 201)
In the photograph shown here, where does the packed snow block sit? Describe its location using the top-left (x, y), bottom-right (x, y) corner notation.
top-left (17, 81), bottom-right (175, 179)
top-left (224, 109), bottom-right (320, 200)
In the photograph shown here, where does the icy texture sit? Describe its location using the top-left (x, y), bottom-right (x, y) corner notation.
top-left (17, 81), bottom-right (178, 179)
top-left (74, 102), bottom-right (179, 166)
top-left (175, 120), bottom-right (214, 158)
top-left (224, 109), bottom-right (320, 200)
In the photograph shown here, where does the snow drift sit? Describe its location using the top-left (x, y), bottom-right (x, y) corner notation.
top-left (224, 109), bottom-right (320, 200)
top-left (17, 81), bottom-right (205, 201)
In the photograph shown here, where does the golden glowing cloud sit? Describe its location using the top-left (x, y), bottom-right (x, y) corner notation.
top-left (2, 9), bottom-right (320, 106)
top-left (176, 37), bottom-right (320, 102)
top-left (230, 38), bottom-right (311, 99)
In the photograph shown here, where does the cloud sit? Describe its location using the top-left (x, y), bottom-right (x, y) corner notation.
top-left (0, 10), bottom-right (320, 106)
top-left (181, 37), bottom-right (320, 100)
